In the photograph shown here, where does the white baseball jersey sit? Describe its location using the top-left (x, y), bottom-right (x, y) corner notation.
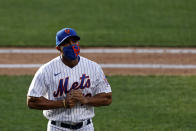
top-left (27, 56), bottom-right (112, 123)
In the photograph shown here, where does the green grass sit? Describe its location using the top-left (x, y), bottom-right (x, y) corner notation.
top-left (0, 75), bottom-right (196, 131)
top-left (0, 0), bottom-right (196, 47)
top-left (0, 76), bottom-right (47, 130)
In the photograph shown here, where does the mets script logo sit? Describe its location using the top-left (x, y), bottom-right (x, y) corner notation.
top-left (53, 74), bottom-right (90, 97)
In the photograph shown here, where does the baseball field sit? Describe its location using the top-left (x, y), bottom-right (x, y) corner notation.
top-left (0, 0), bottom-right (196, 131)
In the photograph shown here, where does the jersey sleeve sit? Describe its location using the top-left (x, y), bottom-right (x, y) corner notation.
top-left (93, 65), bottom-right (112, 95)
top-left (27, 66), bottom-right (48, 97)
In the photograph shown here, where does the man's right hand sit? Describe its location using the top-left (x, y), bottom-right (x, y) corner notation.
top-left (65, 91), bottom-right (78, 108)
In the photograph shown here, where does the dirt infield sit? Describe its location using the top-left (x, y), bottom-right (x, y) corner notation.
top-left (0, 47), bottom-right (196, 76)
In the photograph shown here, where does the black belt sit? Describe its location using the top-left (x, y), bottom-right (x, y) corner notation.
top-left (51, 119), bottom-right (91, 130)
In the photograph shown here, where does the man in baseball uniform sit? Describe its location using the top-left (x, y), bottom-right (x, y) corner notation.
top-left (27, 28), bottom-right (112, 131)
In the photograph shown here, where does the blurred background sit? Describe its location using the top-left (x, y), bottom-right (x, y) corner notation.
top-left (0, 0), bottom-right (196, 47)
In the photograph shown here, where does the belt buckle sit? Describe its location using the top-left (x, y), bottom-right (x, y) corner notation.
top-left (70, 122), bottom-right (78, 126)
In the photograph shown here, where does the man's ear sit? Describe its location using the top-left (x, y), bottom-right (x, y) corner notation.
top-left (56, 46), bottom-right (61, 51)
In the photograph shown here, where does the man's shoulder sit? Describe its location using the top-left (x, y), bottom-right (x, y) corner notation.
top-left (38, 56), bottom-right (61, 71)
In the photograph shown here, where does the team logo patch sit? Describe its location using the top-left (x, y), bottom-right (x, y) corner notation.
top-left (65, 29), bottom-right (70, 34)
top-left (104, 75), bottom-right (110, 86)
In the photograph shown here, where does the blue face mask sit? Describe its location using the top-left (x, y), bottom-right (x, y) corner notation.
top-left (62, 44), bottom-right (80, 60)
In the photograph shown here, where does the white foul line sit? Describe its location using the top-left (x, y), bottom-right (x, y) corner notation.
top-left (100, 64), bottom-right (196, 69)
top-left (0, 64), bottom-right (196, 69)
top-left (1, 48), bottom-right (196, 54)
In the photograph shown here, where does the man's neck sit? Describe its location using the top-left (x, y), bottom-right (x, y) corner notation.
top-left (61, 55), bottom-right (79, 68)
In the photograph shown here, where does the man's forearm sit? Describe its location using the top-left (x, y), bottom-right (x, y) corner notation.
top-left (85, 93), bottom-right (112, 107)
top-left (27, 96), bottom-right (64, 110)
